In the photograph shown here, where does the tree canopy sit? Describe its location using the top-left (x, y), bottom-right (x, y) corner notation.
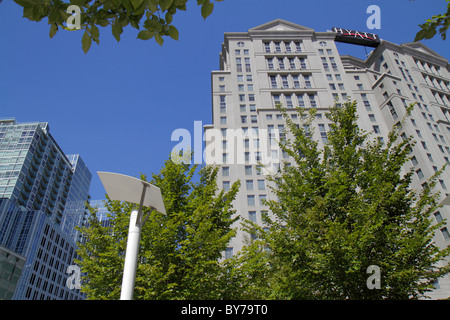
top-left (236, 101), bottom-right (450, 299)
top-left (414, 0), bottom-right (450, 41)
top-left (76, 156), bottom-right (240, 299)
top-left (13, 0), bottom-right (223, 53)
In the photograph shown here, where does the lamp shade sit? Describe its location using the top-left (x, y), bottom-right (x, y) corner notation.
top-left (97, 171), bottom-right (166, 215)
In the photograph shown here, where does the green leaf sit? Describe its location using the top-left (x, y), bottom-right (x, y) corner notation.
top-left (137, 30), bottom-right (155, 40)
top-left (201, 1), bottom-right (214, 20)
top-left (70, 0), bottom-right (88, 6)
top-left (112, 21), bottom-right (123, 42)
top-left (165, 12), bottom-right (173, 24)
top-left (130, 0), bottom-right (145, 10)
top-left (168, 25), bottom-right (179, 40)
top-left (90, 24), bottom-right (100, 40)
top-left (14, 0), bottom-right (35, 8)
top-left (82, 30), bottom-right (92, 54)
top-left (160, 0), bottom-right (173, 11)
top-left (49, 23), bottom-right (58, 39)
top-left (155, 32), bottom-right (164, 45)
top-left (147, 1), bottom-right (158, 13)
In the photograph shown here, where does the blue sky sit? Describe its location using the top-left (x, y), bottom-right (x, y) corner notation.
top-left (0, 0), bottom-right (449, 200)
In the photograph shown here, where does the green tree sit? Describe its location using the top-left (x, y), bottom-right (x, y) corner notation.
top-left (76, 154), bottom-right (240, 299)
top-left (242, 101), bottom-right (450, 299)
top-left (414, 0), bottom-right (450, 41)
top-left (13, 0), bottom-right (223, 53)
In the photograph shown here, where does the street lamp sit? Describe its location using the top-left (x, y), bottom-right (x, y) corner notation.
top-left (97, 171), bottom-right (166, 300)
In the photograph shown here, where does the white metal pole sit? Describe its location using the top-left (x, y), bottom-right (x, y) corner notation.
top-left (120, 209), bottom-right (141, 300)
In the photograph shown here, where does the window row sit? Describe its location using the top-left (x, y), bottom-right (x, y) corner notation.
top-left (423, 74), bottom-right (450, 92)
top-left (414, 59), bottom-right (442, 76)
top-left (264, 40), bottom-right (303, 53)
top-left (266, 57), bottom-right (307, 70)
top-left (269, 73), bottom-right (313, 89)
top-left (247, 194), bottom-right (267, 206)
top-left (273, 93), bottom-right (318, 108)
top-left (321, 57), bottom-right (338, 72)
top-left (432, 91), bottom-right (450, 106)
top-left (236, 57), bottom-right (252, 72)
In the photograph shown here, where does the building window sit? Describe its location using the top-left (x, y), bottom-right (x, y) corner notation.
top-left (273, 95), bottom-right (281, 107)
top-left (441, 227), bottom-right (450, 240)
top-left (225, 247), bottom-right (233, 259)
top-left (257, 179), bottom-right (265, 190)
top-left (274, 42), bottom-right (281, 53)
top-left (247, 195), bottom-right (255, 206)
top-left (245, 165), bottom-right (252, 175)
top-left (321, 57), bottom-right (329, 71)
top-left (387, 102), bottom-right (398, 119)
top-left (223, 181), bottom-right (230, 191)
top-left (297, 94), bottom-right (305, 107)
top-left (318, 124), bottom-right (328, 144)
top-left (293, 75), bottom-right (300, 88)
top-left (222, 167), bottom-right (229, 176)
top-left (285, 94), bottom-right (293, 108)
top-left (270, 75), bottom-right (277, 88)
top-left (259, 194), bottom-right (267, 205)
top-left (304, 75), bottom-right (311, 88)
top-left (289, 58), bottom-right (296, 69)
top-left (299, 58), bottom-right (306, 69)
top-left (416, 168), bottom-right (424, 179)
top-left (285, 41), bottom-right (292, 52)
top-left (245, 57), bottom-right (251, 72)
top-left (236, 58), bottom-right (242, 72)
top-left (434, 211), bottom-right (443, 223)
top-left (308, 94), bottom-right (317, 108)
top-left (248, 211), bottom-right (257, 223)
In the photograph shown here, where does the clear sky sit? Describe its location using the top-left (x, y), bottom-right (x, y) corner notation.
top-left (0, 0), bottom-right (449, 200)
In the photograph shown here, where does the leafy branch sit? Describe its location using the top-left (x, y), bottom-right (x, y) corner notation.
top-left (13, 0), bottom-right (223, 53)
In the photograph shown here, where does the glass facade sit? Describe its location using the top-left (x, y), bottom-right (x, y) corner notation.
top-left (0, 118), bottom-right (91, 299)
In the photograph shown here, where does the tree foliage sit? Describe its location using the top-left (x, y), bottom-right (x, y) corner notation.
top-left (414, 0), bottom-right (450, 41)
top-left (13, 0), bottom-right (223, 53)
top-left (75, 155), bottom-right (240, 299)
top-left (236, 101), bottom-right (450, 299)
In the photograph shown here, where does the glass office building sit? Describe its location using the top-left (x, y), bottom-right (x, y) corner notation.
top-left (0, 118), bottom-right (92, 299)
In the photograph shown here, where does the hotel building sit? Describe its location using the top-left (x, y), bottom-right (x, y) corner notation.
top-left (204, 19), bottom-right (450, 299)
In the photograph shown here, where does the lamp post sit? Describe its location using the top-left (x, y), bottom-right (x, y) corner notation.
top-left (97, 172), bottom-right (166, 300)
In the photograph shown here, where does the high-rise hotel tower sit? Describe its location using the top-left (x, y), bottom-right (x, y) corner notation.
top-left (204, 19), bottom-right (450, 299)
top-left (0, 118), bottom-right (91, 299)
